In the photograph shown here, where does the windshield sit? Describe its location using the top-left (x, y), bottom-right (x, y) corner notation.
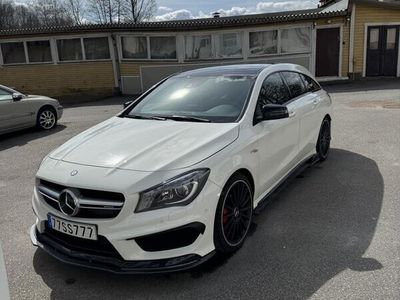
top-left (126, 74), bottom-right (255, 123)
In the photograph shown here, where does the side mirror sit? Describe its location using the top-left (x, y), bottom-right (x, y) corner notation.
top-left (261, 104), bottom-right (289, 120)
top-left (123, 101), bottom-right (133, 108)
top-left (12, 93), bottom-right (23, 101)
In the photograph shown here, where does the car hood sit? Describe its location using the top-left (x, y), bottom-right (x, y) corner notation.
top-left (49, 117), bottom-right (239, 171)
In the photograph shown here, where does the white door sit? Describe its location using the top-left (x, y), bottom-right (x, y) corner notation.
top-left (281, 72), bottom-right (322, 159)
top-left (253, 72), bottom-right (300, 196)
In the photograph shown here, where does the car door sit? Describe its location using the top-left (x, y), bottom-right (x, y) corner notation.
top-left (284, 72), bottom-right (322, 159)
top-left (253, 72), bottom-right (300, 196)
top-left (0, 88), bottom-right (33, 132)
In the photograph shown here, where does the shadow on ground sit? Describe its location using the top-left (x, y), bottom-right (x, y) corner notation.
top-left (32, 149), bottom-right (384, 299)
top-left (0, 125), bottom-right (66, 152)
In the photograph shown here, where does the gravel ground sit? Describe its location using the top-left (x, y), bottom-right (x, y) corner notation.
top-left (0, 81), bottom-right (399, 300)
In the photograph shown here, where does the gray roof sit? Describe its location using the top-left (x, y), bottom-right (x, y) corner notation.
top-left (0, 7), bottom-right (349, 38)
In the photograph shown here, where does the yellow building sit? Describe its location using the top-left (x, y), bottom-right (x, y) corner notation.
top-left (0, 0), bottom-right (399, 99)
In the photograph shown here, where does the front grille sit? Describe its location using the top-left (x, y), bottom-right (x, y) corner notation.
top-left (38, 179), bottom-right (125, 219)
top-left (38, 223), bottom-right (122, 259)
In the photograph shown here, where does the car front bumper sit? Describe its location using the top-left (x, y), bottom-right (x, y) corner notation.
top-left (30, 225), bottom-right (215, 274)
top-left (31, 160), bottom-right (221, 273)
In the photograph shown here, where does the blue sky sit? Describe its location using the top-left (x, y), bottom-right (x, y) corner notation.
top-left (155, 0), bottom-right (320, 20)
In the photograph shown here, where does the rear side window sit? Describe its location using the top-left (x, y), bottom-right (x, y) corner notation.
top-left (281, 71), bottom-right (307, 99)
top-left (257, 73), bottom-right (291, 106)
top-left (300, 74), bottom-right (321, 92)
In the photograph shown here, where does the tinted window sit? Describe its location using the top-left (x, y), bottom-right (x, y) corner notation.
top-left (300, 74), bottom-right (321, 92)
top-left (0, 88), bottom-right (12, 101)
top-left (128, 75), bottom-right (255, 123)
top-left (282, 72), bottom-right (306, 99)
top-left (257, 73), bottom-right (290, 106)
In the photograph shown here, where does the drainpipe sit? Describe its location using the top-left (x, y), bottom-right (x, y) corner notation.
top-left (349, 1), bottom-right (356, 80)
top-left (110, 34), bottom-right (122, 95)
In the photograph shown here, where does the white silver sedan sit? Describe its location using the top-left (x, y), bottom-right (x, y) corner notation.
top-left (0, 85), bottom-right (63, 135)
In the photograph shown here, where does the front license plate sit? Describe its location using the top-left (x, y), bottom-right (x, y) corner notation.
top-left (47, 214), bottom-right (98, 240)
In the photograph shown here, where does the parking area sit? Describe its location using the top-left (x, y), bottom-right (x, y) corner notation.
top-left (0, 80), bottom-right (399, 299)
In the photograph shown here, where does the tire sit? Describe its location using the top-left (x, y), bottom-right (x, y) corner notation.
top-left (214, 173), bottom-right (253, 254)
top-left (316, 118), bottom-right (331, 161)
top-left (36, 107), bottom-right (57, 130)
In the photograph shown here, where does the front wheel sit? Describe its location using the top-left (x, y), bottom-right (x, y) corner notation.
top-left (316, 118), bottom-right (331, 161)
top-left (214, 174), bottom-right (253, 254)
top-left (37, 107), bottom-right (57, 130)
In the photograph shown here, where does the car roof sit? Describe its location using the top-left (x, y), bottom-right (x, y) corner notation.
top-left (176, 64), bottom-right (271, 77)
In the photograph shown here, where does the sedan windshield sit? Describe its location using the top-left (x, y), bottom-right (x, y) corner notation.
top-left (127, 74), bottom-right (255, 123)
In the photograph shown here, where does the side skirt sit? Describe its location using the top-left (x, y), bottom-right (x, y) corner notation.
top-left (254, 154), bottom-right (319, 215)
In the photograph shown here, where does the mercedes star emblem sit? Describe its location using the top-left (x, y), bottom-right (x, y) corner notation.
top-left (59, 189), bottom-right (80, 217)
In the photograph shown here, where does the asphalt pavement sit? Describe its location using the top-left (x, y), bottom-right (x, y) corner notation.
top-left (0, 81), bottom-right (399, 299)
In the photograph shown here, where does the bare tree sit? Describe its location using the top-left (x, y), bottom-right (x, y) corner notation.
top-left (30, 0), bottom-right (74, 26)
top-left (87, 0), bottom-right (124, 23)
top-left (122, 0), bottom-right (156, 23)
top-left (65, 0), bottom-right (86, 25)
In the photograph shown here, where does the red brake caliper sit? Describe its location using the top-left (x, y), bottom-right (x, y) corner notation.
top-left (223, 208), bottom-right (229, 224)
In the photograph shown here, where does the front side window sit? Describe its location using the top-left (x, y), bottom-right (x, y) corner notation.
top-left (216, 33), bottom-right (242, 58)
top-left (0, 88), bottom-right (12, 101)
top-left (249, 30), bottom-right (278, 56)
top-left (27, 40), bottom-right (52, 63)
top-left (257, 73), bottom-right (291, 107)
top-left (1, 42), bottom-right (26, 64)
top-left (150, 37), bottom-right (176, 59)
top-left (127, 75), bottom-right (255, 123)
top-left (185, 35), bottom-right (212, 60)
top-left (57, 39), bottom-right (82, 61)
top-left (121, 36), bottom-right (147, 59)
top-left (84, 37), bottom-right (110, 60)
top-left (281, 27), bottom-right (311, 53)
top-left (282, 72), bottom-right (307, 99)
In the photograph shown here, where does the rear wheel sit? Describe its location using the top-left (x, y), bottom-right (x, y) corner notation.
top-left (37, 107), bottom-right (57, 130)
top-left (214, 174), bottom-right (253, 254)
top-left (316, 118), bottom-right (331, 161)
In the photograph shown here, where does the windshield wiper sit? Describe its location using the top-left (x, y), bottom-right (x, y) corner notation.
top-left (161, 115), bottom-right (211, 123)
top-left (124, 114), bottom-right (166, 121)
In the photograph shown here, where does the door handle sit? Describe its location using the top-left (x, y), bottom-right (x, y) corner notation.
top-left (289, 110), bottom-right (296, 118)
top-left (312, 99), bottom-right (319, 106)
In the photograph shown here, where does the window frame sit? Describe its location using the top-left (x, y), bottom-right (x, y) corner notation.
top-left (0, 34), bottom-right (112, 65)
top-left (280, 27), bottom-right (312, 55)
top-left (0, 41), bottom-right (27, 65)
top-left (184, 33), bottom-right (214, 61)
top-left (118, 34), bottom-right (178, 61)
top-left (56, 35), bottom-right (112, 63)
top-left (248, 29), bottom-right (279, 58)
top-left (280, 71), bottom-right (314, 103)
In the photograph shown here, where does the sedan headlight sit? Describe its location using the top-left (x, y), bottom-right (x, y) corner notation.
top-left (135, 169), bottom-right (210, 213)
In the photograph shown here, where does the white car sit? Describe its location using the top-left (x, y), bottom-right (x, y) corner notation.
top-left (30, 64), bottom-right (332, 273)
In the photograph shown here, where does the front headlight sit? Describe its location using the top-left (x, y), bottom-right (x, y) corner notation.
top-left (135, 169), bottom-right (210, 213)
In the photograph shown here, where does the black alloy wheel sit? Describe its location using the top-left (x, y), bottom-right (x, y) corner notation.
top-left (214, 174), bottom-right (253, 253)
top-left (317, 118), bottom-right (331, 161)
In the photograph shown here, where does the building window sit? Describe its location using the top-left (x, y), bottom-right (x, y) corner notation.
top-left (386, 28), bottom-right (397, 50)
top-left (369, 28), bottom-right (380, 50)
top-left (281, 27), bottom-right (311, 54)
top-left (57, 38), bottom-right (83, 61)
top-left (84, 37), bottom-right (110, 60)
top-left (216, 33), bottom-right (242, 58)
top-left (1, 42), bottom-right (26, 64)
top-left (249, 30), bottom-right (278, 56)
top-left (150, 36), bottom-right (176, 59)
top-left (27, 40), bottom-right (52, 63)
top-left (121, 36), bottom-right (147, 59)
top-left (185, 35), bottom-right (212, 60)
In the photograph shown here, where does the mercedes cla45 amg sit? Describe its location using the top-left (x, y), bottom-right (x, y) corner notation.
top-left (31, 64), bottom-right (332, 273)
